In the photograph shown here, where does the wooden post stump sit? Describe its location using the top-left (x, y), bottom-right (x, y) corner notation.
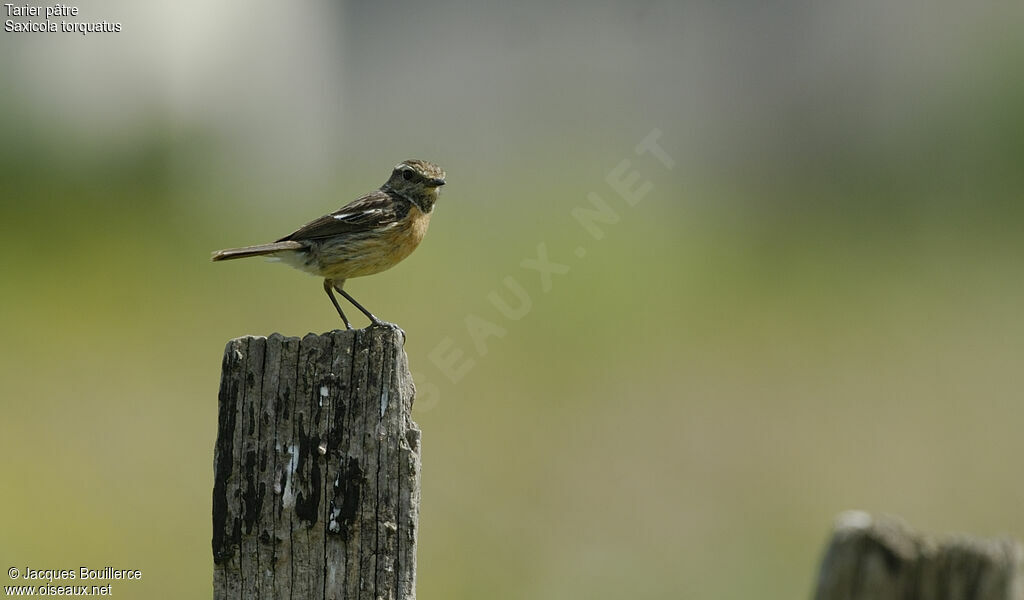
top-left (813, 511), bottom-right (1024, 600)
top-left (213, 325), bottom-right (421, 600)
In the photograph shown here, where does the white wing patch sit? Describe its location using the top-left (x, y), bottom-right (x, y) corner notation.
top-left (333, 208), bottom-right (384, 221)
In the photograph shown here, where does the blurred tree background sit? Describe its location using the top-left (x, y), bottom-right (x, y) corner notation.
top-left (2, 1), bottom-right (1022, 598)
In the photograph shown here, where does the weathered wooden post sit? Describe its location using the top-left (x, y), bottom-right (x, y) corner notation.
top-left (212, 325), bottom-right (421, 599)
top-left (813, 511), bottom-right (1024, 600)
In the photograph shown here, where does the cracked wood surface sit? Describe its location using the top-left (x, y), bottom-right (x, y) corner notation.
top-left (814, 512), bottom-right (1023, 600)
top-left (213, 325), bottom-right (421, 600)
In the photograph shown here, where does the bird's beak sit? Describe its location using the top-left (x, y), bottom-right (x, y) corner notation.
top-left (429, 178), bottom-right (446, 187)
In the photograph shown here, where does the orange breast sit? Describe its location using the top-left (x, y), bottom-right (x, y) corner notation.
top-left (317, 206), bottom-right (432, 280)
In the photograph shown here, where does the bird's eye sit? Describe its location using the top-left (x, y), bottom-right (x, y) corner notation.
top-left (402, 170), bottom-right (416, 181)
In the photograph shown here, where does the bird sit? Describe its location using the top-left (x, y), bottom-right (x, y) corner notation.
top-left (211, 159), bottom-right (446, 329)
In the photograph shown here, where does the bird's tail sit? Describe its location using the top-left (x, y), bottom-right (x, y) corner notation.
top-left (211, 241), bottom-right (305, 262)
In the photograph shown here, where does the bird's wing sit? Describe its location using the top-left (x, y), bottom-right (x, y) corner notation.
top-left (276, 191), bottom-right (408, 242)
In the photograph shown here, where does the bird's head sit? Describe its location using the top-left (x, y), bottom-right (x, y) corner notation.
top-left (384, 159), bottom-right (446, 212)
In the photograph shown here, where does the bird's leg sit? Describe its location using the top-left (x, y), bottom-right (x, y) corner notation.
top-left (323, 279), bottom-right (353, 329)
top-left (334, 282), bottom-right (384, 327)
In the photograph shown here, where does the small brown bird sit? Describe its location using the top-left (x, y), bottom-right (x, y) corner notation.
top-left (212, 159), bottom-right (446, 328)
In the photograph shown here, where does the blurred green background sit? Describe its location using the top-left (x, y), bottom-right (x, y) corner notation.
top-left (2, 1), bottom-right (1023, 598)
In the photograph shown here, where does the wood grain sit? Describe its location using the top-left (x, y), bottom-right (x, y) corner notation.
top-left (213, 325), bottom-right (420, 600)
top-left (814, 511), bottom-right (1023, 600)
